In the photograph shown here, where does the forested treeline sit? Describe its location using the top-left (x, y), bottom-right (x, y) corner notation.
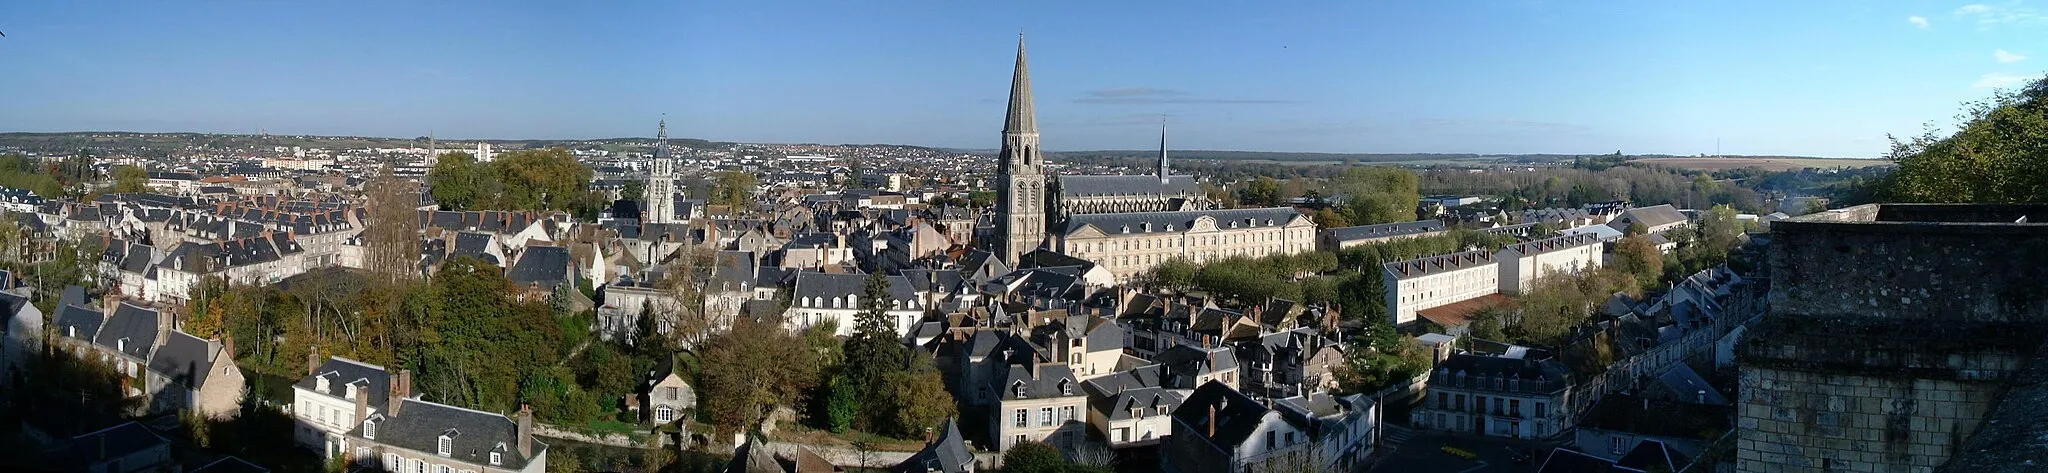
top-left (1881, 75), bottom-right (2048, 203)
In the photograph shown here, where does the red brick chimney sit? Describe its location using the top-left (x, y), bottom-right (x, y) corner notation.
top-left (1207, 404), bottom-right (1217, 438)
top-left (389, 369), bottom-right (411, 417)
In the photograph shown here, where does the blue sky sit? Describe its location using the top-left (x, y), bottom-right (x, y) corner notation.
top-left (1, 1), bottom-right (2043, 157)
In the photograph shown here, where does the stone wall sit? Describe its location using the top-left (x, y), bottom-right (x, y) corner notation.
top-left (1738, 204), bottom-right (2048, 473)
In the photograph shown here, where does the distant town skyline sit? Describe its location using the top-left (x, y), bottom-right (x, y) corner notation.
top-left (1, 1), bottom-right (2044, 157)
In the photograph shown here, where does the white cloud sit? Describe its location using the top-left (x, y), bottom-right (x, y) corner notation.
top-left (1973, 72), bottom-right (2032, 88)
top-left (1953, 2), bottom-right (2045, 26)
top-left (1996, 49), bottom-right (2028, 63)
top-left (1909, 15), bottom-right (1930, 28)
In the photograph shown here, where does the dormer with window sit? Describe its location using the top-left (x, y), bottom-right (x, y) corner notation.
top-left (1058, 379), bottom-right (1073, 396)
top-left (362, 416), bottom-right (378, 440)
top-left (1012, 380), bottom-right (1028, 399)
top-left (437, 429), bottom-right (458, 457)
top-left (315, 373), bottom-right (330, 394)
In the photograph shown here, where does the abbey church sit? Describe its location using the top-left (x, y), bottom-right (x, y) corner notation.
top-left (990, 37), bottom-right (1316, 281)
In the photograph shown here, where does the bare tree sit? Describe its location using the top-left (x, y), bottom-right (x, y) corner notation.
top-left (364, 163), bottom-right (423, 284)
top-left (658, 244), bottom-right (720, 349)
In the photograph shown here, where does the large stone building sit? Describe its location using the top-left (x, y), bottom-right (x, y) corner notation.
top-left (987, 37), bottom-right (1310, 276)
top-left (1382, 250), bottom-right (1499, 325)
top-left (1737, 204), bottom-right (2048, 472)
top-left (1496, 233), bottom-right (1603, 296)
top-left (1411, 350), bottom-right (1575, 439)
top-left (1056, 208), bottom-right (1315, 281)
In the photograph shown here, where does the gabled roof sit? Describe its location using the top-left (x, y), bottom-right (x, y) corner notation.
top-left (1170, 381), bottom-right (1273, 449)
top-left (94, 303), bottom-right (160, 359)
top-left (893, 418), bottom-right (975, 473)
top-left (50, 421), bottom-right (170, 469)
top-left (349, 400), bottom-right (543, 470)
top-left (505, 246), bottom-right (571, 287)
top-left (295, 357), bottom-right (392, 407)
top-left (1608, 204), bottom-right (1688, 231)
top-left (790, 272), bottom-right (916, 305)
top-left (146, 330), bottom-right (224, 389)
top-left (55, 299), bottom-right (106, 342)
top-left (1057, 175), bottom-right (1203, 198)
top-left (1615, 439), bottom-right (1692, 472)
top-left (1500, 233), bottom-right (1602, 258)
top-left (1535, 448), bottom-right (1643, 473)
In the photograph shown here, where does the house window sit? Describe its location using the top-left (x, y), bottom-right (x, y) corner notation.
top-left (384, 454), bottom-right (399, 470)
top-left (363, 419), bottom-right (376, 439)
top-left (438, 435), bottom-right (452, 456)
top-left (1535, 402), bottom-right (1547, 418)
top-left (667, 386), bottom-right (679, 401)
top-left (1039, 408), bottom-right (1054, 426)
top-left (1284, 431), bottom-right (1295, 446)
top-left (1266, 431), bottom-right (1276, 450)
top-left (437, 466), bottom-right (452, 473)
top-left (656, 406), bottom-right (675, 423)
top-left (1014, 409), bottom-right (1028, 428)
top-left (490, 452), bottom-right (502, 466)
top-left (1510, 400), bottom-right (1522, 417)
top-left (1609, 436), bottom-right (1627, 455)
top-left (1060, 406), bottom-right (1075, 422)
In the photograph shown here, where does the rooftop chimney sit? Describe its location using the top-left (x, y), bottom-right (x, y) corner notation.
top-left (355, 381), bottom-right (370, 425)
top-left (307, 345), bottom-right (320, 377)
top-left (390, 369), bottom-right (412, 417)
top-left (518, 404), bottom-right (534, 458)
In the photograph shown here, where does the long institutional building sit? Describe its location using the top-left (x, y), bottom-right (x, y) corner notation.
top-left (1382, 233), bottom-right (1605, 326)
top-left (989, 37), bottom-right (1315, 279)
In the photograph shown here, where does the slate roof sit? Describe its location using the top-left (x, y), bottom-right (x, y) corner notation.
top-left (1153, 345), bottom-right (1239, 386)
top-left (1655, 363), bottom-right (1729, 406)
top-left (1062, 207), bottom-right (1305, 236)
top-left (450, 232), bottom-right (500, 265)
top-left (189, 456), bottom-right (270, 473)
top-left (50, 421), bottom-right (170, 469)
top-left (1170, 381), bottom-right (1273, 450)
top-left (1383, 249), bottom-right (1496, 280)
top-left (94, 303), bottom-right (160, 359)
top-left (506, 246), bottom-right (571, 287)
top-left (55, 299), bottom-right (106, 342)
top-left (1535, 448), bottom-right (1643, 473)
top-left (893, 418), bottom-right (975, 473)
top-left (147, 330), bottom-right (222, 389)
top-left (350, 400), bottom-right (543, 470)
top-left (1428, 352), bottom-right (1573, 395)
top-left (1057, 175), bottom-right (1203, 198)
top-left (993, 362), bottom-right (1082, 401)
top-left (790, 272), bottom-right (917, 305)
top-left (296, 357), bottom-right (392, 408)
top-left (1085, 368), bottom-right (1185, 422)
top-left (1578, 394), bottom-right (1731, 440)
top-left (1615, 440), bottom-right (1691, 472)
top-left (1327, 220), bottom-right (1446, 242)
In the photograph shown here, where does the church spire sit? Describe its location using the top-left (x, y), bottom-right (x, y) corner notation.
top-left (1003, 34), bottom-right (1036, 135)
top-left (1158, 117), bottom-right (1170, 183)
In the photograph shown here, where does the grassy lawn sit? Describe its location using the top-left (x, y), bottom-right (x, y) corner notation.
top-left (769, 424), bottom-right (927, 452)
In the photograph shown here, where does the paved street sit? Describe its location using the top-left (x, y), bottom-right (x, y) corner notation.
top-left (1367, 425), bottom-right (1557, 473)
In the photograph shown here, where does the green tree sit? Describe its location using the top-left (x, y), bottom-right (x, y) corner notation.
top-left (876, 363), bottom-right (956, 438)
top-left (1334, 167), bottom-right (1420, 225)
top-left (1000, 441), bottom-right (1071, 473)
top-left (110, 165), bottom-right (150, 193)
top-left (698, 318), bottom-right (818, 435)
top-left (1311, 208), bottom-right (1351, 229)
top-left (1882, 76), bottom-right (2048, 202)
top-left (710, 171), bottom-right (759, 215)
top-left (492, 148), bottom-right (594, 212)
top-left (823, 374), bottom-right (858, 434)
top-left (428, 151), bottom-right (485, 210)
top-left (968, 190), bottom-right (995, 208)
top-left (1239, 176), bottom-right (1283, 207)
top-left (1144, 257), bottom-right (1200, 291)
top-left (622, 179), bottom-right (646, 202)
top-left (841, 272), bottom-right (907, 429)
top-left (1612, 235), bottom-right (1664, 293)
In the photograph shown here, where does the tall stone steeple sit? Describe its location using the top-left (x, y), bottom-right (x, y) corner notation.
top-left (1157, 117), bottom-right (1170, 184)
top-left (996, 34), bottom-right (1047, 266)
top-left (646, 117), bottom-right (677, 224)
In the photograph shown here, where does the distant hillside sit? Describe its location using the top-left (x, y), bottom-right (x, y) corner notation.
top-left (0, 132), bottom-right (730, 153)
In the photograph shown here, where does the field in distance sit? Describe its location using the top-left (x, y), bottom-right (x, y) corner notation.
top-left (1628, 157), bottom-right (1893, 171)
